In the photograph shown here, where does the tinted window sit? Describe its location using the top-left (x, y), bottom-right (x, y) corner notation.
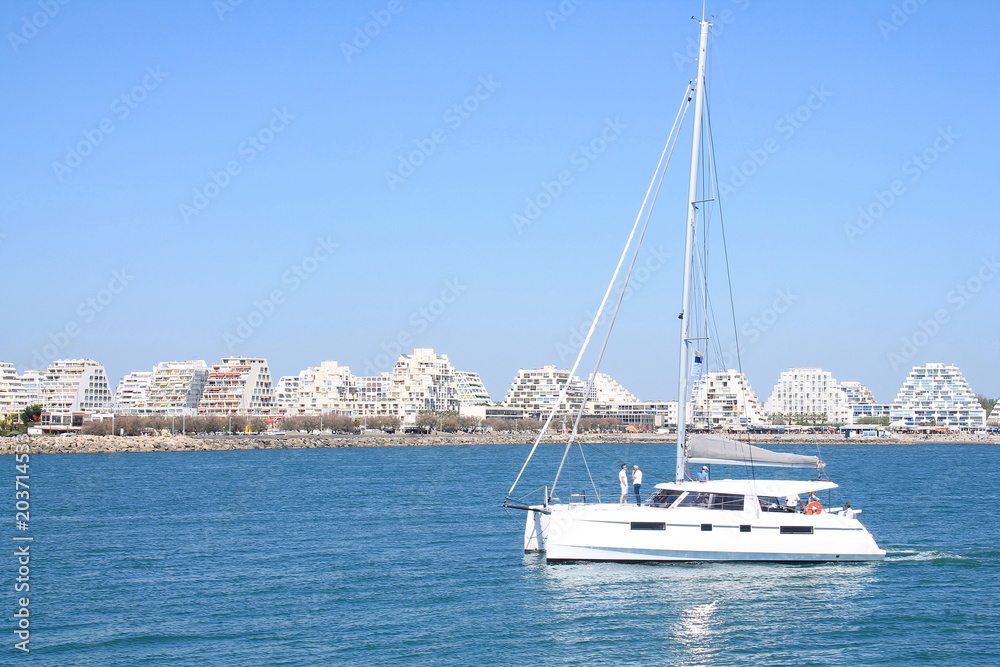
top-left (649, 490), bottom-right (683, 508)
top-left (677, 492), bottom-right (709, 508)
top-left (780, 526), bottom-right (814, 535)
top-left (759, 496), bottom-right (782, 511)
top-left (707, 494), bottom-right (745, 511)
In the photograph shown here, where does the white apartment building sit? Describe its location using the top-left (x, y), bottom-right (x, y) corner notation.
top-left (19, 370), bottom-right (44, 410)
top-left (763, 367), bottom-right (851, 424)
top-left (197, 357), bottom-right (273, 415)
top-left (277, 351), bottom-right (490, 423)
top-left (388, 348), bottom-right (462, 424)
top-left (987, 401), bottom-right (999, 427)
top-left (840, 381), bottom-right (878, 405)
top-left (502, 365), bottom-right (585, 418)
top-left (454, 370), bottom-right (492, 407)
top-left (290, 361), bottom-right (357, 416)
top-left (39, 359), bottom-right (113, 430)
top-left (586, 400), bottom-right (677, 429)
top-left (691, 370), bottom-right (764, 430)
top-left (0, 365), bottom-right (43, 418)
top-left (273, 375), bottom-right (302, 414)
top-left (353, 373), bottom-right (399, 419)
top-left (889, 363), bottom-right (986, 429)
top-left (146, 360), bottom-right (209, 416)
top-left (586, 372), bottom-right (639, 404)
top-left (114, 371), bottom-right (153, 415)
top-left (0, 362), bottom-right (24, 418)
top-left (837, 381), bottom-right (887, 424)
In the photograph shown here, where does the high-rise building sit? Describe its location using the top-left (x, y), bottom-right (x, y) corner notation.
top-left (585, 400), bottom-right (677, 429)
top-left (454, 370), bottom-right (492, 407)
top-left (114, 371), bottom-right (153, 415)
top-left (840, 381), bottom-right (878, 405)
top-left (987, 398), bottom-right (999, 427)
top-left (889, 363), bottom-right (986, 429)
top-left (197, 357), bottom-right (273, 415)
top-left (763, 368), bottom-right (851, 424)
top-left (19, 370), bottom-right (44, 410)
top-left (388, 348), bottom-right (461, 424)
top-left (39, 359), bottom-right (113, 430)
top-left (840, 380), bottom-right (890, 423)
top-left (287, 349), bottom-right (491, 424)
top-left (691, 370), bottom-right (764, 429)
top-left (0, 362), bottom-right (24, 418)
top-left (0, 364), bottom-right (43, 418)
top-left (353, 372), bottom-right (399, 419)
top-left (283, 361), bottom-right (358, 416)
top-left (586, 372), bottom-right (639, 404)
top-left (273, 375), bottom-right (302, 414)
top-left (146, 360), bottom-right (210, 416)
top-left (502, 365), bottom-right (585, 419)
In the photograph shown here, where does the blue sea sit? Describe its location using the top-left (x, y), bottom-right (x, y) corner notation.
top-left (7, 441), bottom-right (999, 665)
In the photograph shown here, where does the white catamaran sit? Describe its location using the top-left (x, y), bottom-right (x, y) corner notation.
top-left (503, 18), bottom-right (886, 563)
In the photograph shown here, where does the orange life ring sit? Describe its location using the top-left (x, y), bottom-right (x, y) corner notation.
top-left (804, 501), bottom-right (823, 515)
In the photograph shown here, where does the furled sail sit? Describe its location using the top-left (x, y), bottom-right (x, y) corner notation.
top-left (685, 434), bottom-right (824, 469)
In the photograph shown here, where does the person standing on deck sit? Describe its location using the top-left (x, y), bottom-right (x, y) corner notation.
top-left (697, 466), bottom-right (709, 482)
top-left (619, 464), bottom-right (629, 506)
top-left (784, 493), bottom-right (801, 512)
top-left (632, 465), bottom-right (643, 505)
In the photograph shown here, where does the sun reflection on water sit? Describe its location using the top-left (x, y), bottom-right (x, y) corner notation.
top-left (524, 557), bottom-right (881, 665)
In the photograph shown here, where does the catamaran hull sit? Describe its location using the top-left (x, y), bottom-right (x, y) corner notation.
top-left (525, 504), bottom-right (886, 563)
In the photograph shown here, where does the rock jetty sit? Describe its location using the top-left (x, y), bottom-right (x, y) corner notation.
top-left (2, 431), bottom-right (991, 456)
top-left (1, 432), bottom-right (658, 455)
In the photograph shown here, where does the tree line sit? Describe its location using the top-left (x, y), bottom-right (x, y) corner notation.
top-left (0, 406), bottom-right (628, 436)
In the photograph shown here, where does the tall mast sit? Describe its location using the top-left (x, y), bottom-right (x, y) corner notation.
top-left (676, 18), bottom-right (711, 482)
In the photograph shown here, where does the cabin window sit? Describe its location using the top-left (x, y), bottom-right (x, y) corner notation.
top-left (780, 526), bottom-right (814, 535)
top-left (701, 524), bottom-right (712, 531)
top-left (677, 492), bottom-right (710, 508)
top-left (649, 489), bottom-right (683, 508)
top-left (706, 494), bottom-right (745, 511)
top-left (740, 525), bottom-right (751, 532)
top-left (631, 522), bottom-right (666, 531)
top-left (758, 496), bottom-right (782, 512)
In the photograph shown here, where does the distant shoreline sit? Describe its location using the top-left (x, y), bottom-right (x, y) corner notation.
top-left (2, 431), bottom-right (996, 455)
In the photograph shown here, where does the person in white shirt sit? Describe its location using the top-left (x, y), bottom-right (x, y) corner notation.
top-left (839, 502), bottom-right (858, 519)
top-left (784, 493), bottom-right (801, 512)
top-left (632, 465), bottom-right (643, 505)
top-left (619, 464), bottom-right (629, 506)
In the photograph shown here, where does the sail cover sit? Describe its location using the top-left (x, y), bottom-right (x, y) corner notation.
top-left (686, 434), bottom-right (824, 469)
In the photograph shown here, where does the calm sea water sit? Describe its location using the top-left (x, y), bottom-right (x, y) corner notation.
top-left (7, 441), bottom-right (999, 665)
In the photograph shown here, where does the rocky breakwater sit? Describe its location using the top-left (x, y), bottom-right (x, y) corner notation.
top-left (0, 432), bottom-right (670, 455)
top-left (0, 431), bottom-right (956, 456)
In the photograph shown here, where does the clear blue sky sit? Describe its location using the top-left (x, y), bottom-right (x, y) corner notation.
top-left (2, 0), bottom-right (997, 404)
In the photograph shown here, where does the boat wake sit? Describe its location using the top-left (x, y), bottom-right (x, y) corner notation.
top-left (887, 549), bottom-right (972, 563)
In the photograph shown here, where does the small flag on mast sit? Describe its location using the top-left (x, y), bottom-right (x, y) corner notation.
top-left (692, 351), bottom-right (704, 379)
